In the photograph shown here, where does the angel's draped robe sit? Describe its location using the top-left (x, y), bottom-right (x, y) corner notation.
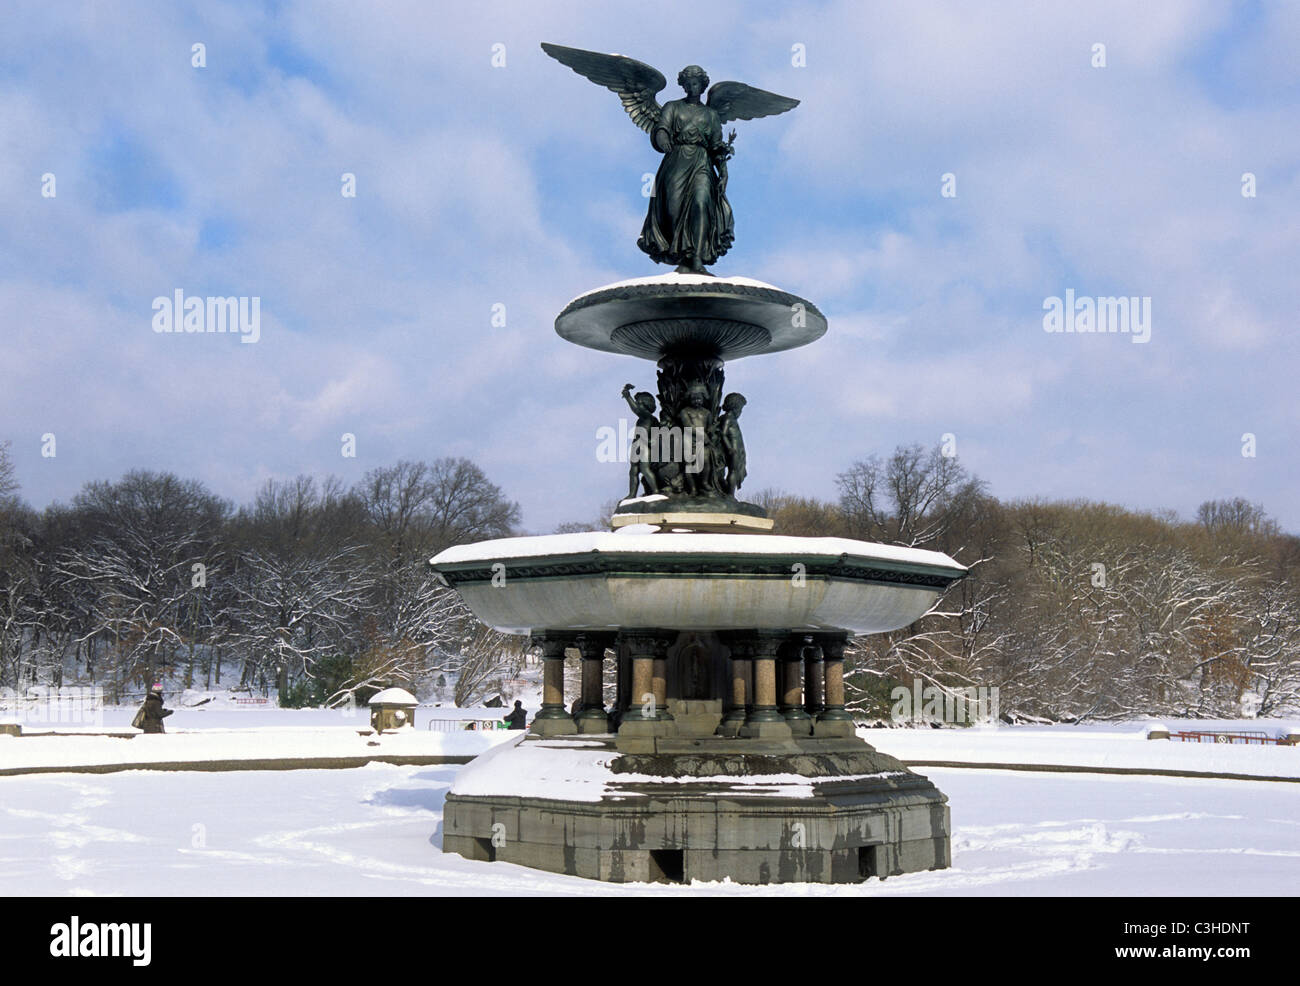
top-left (637, 100), bottom-right (735, 268)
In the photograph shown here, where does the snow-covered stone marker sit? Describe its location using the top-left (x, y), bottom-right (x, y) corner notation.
top-left (367, 687), bottom-right (419, 732)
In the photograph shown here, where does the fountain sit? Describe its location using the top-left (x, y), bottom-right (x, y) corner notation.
top-left (428, 44), bottom-right (966, 884)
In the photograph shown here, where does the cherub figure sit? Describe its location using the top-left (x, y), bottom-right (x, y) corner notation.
top-left (621, 383), bottom-right (660, 498)
top-left (718, 392), bottom-right (748, 495)
top-left (678, 381), bottom-right (719, 495)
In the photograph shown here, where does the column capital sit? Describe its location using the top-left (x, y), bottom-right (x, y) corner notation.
top-left (576, 631), bottom-right (616, 660)
top-left (721, 629), bottom-right (785, 660)
top-left (530, 629), bottom-right (575, 660)
top-left (618, 628), bottom-right (675, 656)
top-left (814, 631), bottom-right (850, 661)
top-left (780, 633), bottom-right (815, 662)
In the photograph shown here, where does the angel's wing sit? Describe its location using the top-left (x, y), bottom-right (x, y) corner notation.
top-left (706, 81), bottom-right (800, 124)
top-left (540, 43), bottom-right (667, 134)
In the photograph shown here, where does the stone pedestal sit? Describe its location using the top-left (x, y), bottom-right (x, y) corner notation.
top-left (616, 718), bottom-right (673, 753)
top-left (667, 698), bottom-right (723, 738)
top-left (443, 732), bottom-right (950, 885)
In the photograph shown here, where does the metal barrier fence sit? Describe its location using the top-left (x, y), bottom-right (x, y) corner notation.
top-left (1172, 730), bottom-right (1289, 746)
top-left (426, 715), bottom-right (506, 732)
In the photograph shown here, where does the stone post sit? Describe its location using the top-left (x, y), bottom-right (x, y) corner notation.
top-left (803, 640), bottom-right (825, 717)
top-left (531, 632), bottom-right (578, 737)
top-left (779, 637), bottom-right (812, 735)
top-left (575, 632), bottom-right (614, 733)
top-left (814, 632), bottom-right (854, 738)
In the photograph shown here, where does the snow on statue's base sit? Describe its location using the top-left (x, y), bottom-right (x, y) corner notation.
top-left (441, 733), bottom-right (950, 884)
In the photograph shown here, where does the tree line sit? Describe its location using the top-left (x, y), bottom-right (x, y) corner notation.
top-left (755, 445), bottom-right (1300, 721)
top-left (0, 444), bottom-right (524, 706)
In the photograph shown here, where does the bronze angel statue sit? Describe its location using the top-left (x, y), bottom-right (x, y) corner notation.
top-left (541, 43), bottom-right (799, 274)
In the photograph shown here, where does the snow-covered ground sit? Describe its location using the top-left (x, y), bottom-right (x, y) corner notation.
top-left (2, 710), bottom-right (1297, 894)
top-left (863, 719), bottom-right (1300, 779)
top-left (0, 727), bottom-right (516, 773)
top-left (1, 763), bottom-right (1296, 896)
top-left (0, 695), bottom-right (520, 773)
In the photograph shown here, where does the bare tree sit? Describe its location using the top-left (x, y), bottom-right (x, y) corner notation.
top-left (1197, 498), bottom-right (1278, 538)
top-left (0, 440), bottom-right (17, 502)
top-left (837, 443), bottom-right (986, 551)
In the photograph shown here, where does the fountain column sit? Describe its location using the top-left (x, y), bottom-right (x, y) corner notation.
top-left (531, 632), bottom-right (578, 737)
top-left (804, 640), bottom-right (825, 717)
top-left (814, 632), bottom-right (854, 738)
top-left (739, 631), bottom-right (792, 740)
top-left (780, 636), bottom-right (812, 735)
top-left (720, 644), bottom-right (750, 737)
top-left (620, 630), bottom-right (671, 722)
top-left (575, 632), bottom-right (613, 733)
top-left (651, 638), bottom-right (673, 722)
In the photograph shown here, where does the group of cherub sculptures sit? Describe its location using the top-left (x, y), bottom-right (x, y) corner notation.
top-left (621, 381), bottom-right (747, 502)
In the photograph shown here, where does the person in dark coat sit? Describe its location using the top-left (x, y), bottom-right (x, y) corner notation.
top-left (503, 700), bottom-right (527, 730)
top-left (133, 686), bottom-right (173, 734)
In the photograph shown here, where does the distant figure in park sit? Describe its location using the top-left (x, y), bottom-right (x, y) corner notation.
top-left (503, 700), bottom-right (528, 730)
top-left (718, 392), bottom-right (748, 495)
top-left (621, 384), bottom-right (660, 498)
top-left (133, 684), bottom-right (173, 734)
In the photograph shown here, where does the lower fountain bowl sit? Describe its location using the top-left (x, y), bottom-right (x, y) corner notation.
top-left (429, 530), bottom-right (966, 635)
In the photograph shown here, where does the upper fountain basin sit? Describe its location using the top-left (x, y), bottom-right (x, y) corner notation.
top-left (555, 273), bottom-right (828, 361)
top-left (429, 530), bottom-right (966, 636)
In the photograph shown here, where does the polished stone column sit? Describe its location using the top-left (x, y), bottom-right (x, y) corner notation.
top-left (651, 641), bottom-right (674, 722)
top-left (531, 631), bottom-right (577, 736)
top-left (616, 629), bottom-right (673, 750)
top-left (803, 640), bottom-right (825, 717)
top-left (732, 631), bottom-right (792, 740)
top-left (720, 646), bottom-right (751, 736)
top-left (779, 637), bottom-right (812, 734)
top-left (575, 632), bottom-right (614, 733)
top-left (814, 632), bottom-right (854, 738)
top-left (620, 630), bottom-right (671, 722)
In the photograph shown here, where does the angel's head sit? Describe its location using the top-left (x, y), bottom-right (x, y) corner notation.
top-left (677, 65), bottom-right (709, 97)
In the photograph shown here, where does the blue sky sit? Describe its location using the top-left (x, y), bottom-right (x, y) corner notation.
top-left (2, 0), bottom-right (1298, 532)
